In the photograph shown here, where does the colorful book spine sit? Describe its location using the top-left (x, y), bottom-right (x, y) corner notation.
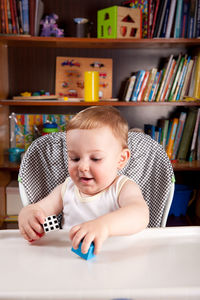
top-left (174, 0), bottom-right (183, 37)
top-left (160, 0), bottom-right (171, 37)
top-left (150, 0), bottom-right (160, 37)
top-left (143, 67), bottom-right (157, 101)
top-left (181, 0), bottom-right (190, 37)
top-left (124, 75), bottom-right (136, 101)
top-left (22, 0), bottom-right (29, 34)
top-left (156, 54), bottom-right (174, 102)
top-left (166, 118), bottom-right (179, 160)
top-left (129, 0), bottom-right (148, 38)
top-left (148, 71), bottom-right (160, 101)
top-left (161, 119), bottom-right (169, 149)
top-left (137, 71), bottom-right (150, 101)
top-left (131, 70), bottom-right (146, 101)
top-left (196, 0), bottom-right (200, 37)
top-left (152, 70), bottom-right (164, 101)
top-left (9, 0), bottom-right (17, 33)
top-left (162, 59), bottom-right (176, 101)
top-left (177, 108), bottom-right (198, 161)
top-left (193, 53), bottom-right (200, 99)
top-left (189, 108), bottom-right (200, 161)
top-left (165, 0), bottom-right (177, 37)
top-left (7, 0), bottom-right (13, 33)
top-left (180, 59), bottom-right (194, 99)
top-left (187, 0), bottom-right (196, 38)
top-left (168, 56), bottom-right (185, 101)
top-left (171, 112), bottom-right (187, 160)
top-left (176, 56), bottom-right (191, 100)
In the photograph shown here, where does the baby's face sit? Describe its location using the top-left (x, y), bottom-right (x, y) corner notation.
top-left (67, 126), bottom-right (125, 196)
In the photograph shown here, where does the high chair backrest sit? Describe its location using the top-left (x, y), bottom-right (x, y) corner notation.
top-left (18, 131), bottom-right (175, 227)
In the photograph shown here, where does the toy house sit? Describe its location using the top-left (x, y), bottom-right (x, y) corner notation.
top-left (97, 6), bottom-right (142, 39)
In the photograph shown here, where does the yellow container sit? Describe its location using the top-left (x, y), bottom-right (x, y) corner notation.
top-left (84, 71), bottom-right (99, 102)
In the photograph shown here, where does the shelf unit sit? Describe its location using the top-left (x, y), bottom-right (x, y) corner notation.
top-left (0, 34), bottom-right (200, 226)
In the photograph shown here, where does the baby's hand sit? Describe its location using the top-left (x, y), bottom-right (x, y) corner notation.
top-left (69, 218), bottom-right (109, 255)
top-left (18, 204), bottom-right (46, 242)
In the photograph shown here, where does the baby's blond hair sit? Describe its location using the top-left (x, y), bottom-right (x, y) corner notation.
top-left (66, 106), bottom-right (129, 148)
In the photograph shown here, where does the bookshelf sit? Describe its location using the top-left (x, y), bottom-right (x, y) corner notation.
top-left (0, 0), bottom-right (200, 227)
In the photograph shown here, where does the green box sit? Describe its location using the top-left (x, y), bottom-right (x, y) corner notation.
top-left (97, 6), bottom-right (118, 39)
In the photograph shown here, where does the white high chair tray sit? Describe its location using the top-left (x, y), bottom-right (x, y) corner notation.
top-left (0, 227), bottom-right (200, 300)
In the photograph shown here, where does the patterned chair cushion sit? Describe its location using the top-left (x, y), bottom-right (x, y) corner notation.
top-left (19, 131), bottom-right (174, 227)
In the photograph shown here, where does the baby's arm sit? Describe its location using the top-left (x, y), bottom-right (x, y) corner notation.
top-left (18, 184), bottom-right (63, 241)
top-left (69, 180), bottom-right (149, 255)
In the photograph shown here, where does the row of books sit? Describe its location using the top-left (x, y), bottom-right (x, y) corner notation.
top-left (122, 0), bottom-right (200, 38)
top-left (9, 113), bottom-right (74, 150)
top-left (144, 108), bottom-right (200, 161)
top-left (0, 0), bottom-right (44, 35)
top-left (123, 52), bottom-right (200, 102)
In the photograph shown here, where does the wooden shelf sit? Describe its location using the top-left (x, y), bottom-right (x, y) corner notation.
top-left (0, 36), bottom-right (200, 49)
top-left (1, 100), bottom-right (200, 107)
top-left (172, 160), bottom-right (200, 171)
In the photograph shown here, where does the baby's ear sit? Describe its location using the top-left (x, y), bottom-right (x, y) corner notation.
top-left (118, 148), bottom-right (130, 169)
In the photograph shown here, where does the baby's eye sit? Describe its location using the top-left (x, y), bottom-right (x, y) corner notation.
top-left (70, 157), bottom-right (80, 162)
top-left (91, 158), bottom-right (101, 162)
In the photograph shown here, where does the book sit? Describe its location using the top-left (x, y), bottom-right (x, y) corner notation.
top-left (137, 71), bottom-right (150, 101)
top-left (151, 0), bottom-right (160, 37)
top-left (166, 117), bottom-right (179, 159)
top-left (4, 0), bottom-right (9, 33)
top-left (165, 0), bottom-right (177, 37)
top-left (187, 0), bottom-right (196, 38)
top-left (181, 0), bottom-right (190, 37)
top-left (176, 56), bottom-right (191, 100)
top-left (161, 59), bottom-right (176, 101)
top-left (22, 0), bottom-right (29, 34)
top-left (143, 67), bottom-right (157, 101)
top-left (160, 0), bottom-right (171, 37)
top-left (161, 119), bottom-right (169, 149)
top-left (152, 69), bottom-right (164, 101)
top-left (34, 0), bottom-right (44, 36)
top-left (189, 108), bottom-right (200, 161)
top-left (124, 75), bottom-right (136, 101)
top-left (196, 0), bottom-right (200, 37)
top-left (12, 0), bottom-right (19, 33)
top-left (128, 0), bottom-right (148, 38)
top-left (187, 56), bottom-right (197, 97)
top-left (16, 0), bottom-right (24, 34)
top-left (9, 0), bottom-right (17, 34)
top-left (168, 55), bottom-right (185, 101)
top-left (144, 124), bottom-right (156, 140)
top-left (155, 54), bottom-right (173, 102)
top-left (177, 108), bottom-right (198, 161)
top-left (7, 0), bottom-right (13, 33)
top-left (147, 0), bottom-right (155, 38)
top-left (180, 59), bottom-right (194, 99)
top-left (131, 70), bottom-right (146, 101)
top-left (153, 0), bottom-right (166, 37)
top-left (29, 0), bottom-right (35, 36)
top-left (171, 112), bottom-right (187, 160)
top-left (148, 70), bottom-right (160, 101)
top-left (193, 52), bottom-right (200, 99)
top-left (174, 0), bottom-right (183, 37)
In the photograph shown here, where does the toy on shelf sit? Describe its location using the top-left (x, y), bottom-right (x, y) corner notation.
top-left (13, 90), bottom-right (58, 100)
top-left (74, 18), bottom-right (90, 37)
top-left (97, 6), bottom-right (142, 39)
top-left (71, 241), bottom-right (96, 260)
top-left (40, 14), bottom-right (64, 37)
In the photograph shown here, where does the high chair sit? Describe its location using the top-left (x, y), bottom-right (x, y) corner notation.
top-left (18, 131), bottom-right (175, 227)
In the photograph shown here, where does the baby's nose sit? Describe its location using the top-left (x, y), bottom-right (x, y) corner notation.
top-left (78, 159), bottom-right (89, 172)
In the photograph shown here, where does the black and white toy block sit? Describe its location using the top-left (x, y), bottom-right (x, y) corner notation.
top-left (43, 215), bottom-right (60, 233)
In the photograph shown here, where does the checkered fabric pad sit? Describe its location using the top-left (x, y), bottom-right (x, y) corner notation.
top-left (19, 131), bottom-right (174, 227)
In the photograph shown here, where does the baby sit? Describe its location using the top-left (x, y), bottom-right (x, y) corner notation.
top-left (18, 106), bottom-right (149, 254)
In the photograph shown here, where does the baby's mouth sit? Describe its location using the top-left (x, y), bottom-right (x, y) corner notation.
top-left (80, 176), bottom-right (94, 183)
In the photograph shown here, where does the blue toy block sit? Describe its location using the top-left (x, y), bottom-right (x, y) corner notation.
top-left (71, 241), bottom-right (96, 260)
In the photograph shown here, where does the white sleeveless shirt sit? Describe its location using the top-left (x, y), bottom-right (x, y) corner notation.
top-left (61, 175), bottom-right (129, 231)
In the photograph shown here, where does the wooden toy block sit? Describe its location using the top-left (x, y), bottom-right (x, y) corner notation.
top-left (43, 215), bottom-right (60, 233)
top-left (71, 241), bottom-right (96, 260)
top-left (97, 6), bottom-right (142, 39)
